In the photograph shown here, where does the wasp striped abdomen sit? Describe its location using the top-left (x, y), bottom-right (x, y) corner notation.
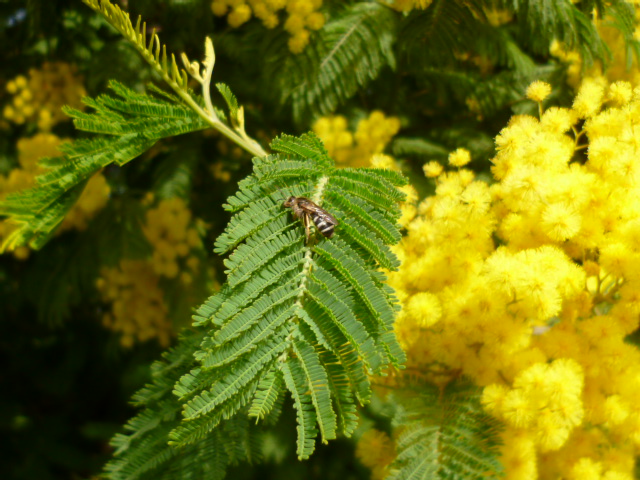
top-left (310, 211), bottom-right (335, 238)
top-left (283, 196), bottom-right (338, 243)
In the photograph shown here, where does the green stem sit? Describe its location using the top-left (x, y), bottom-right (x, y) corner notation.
top-left (82, 0), bottom-right (267, 159)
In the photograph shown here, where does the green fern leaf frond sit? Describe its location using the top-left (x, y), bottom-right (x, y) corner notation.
top-left (176, 133), bottom-right (406, 455)
top-left (269, 132), bottom-right (331, 162)
top-left (414, 64), bottom-right (558, 118)
top-left (105, 331), bottom-right (262, 480)
top-left (82, 0), bottom-right (267, 159)
top-left (320, 351), bottom-right (359, 436)
top-left (82, 0), bottom-right (190, 93)
top-left (292, 336), bottom-right (338, 443)
top-left (0, 81), bottom-right (208, 251)
top-left (248, 368), bottom-right (285, 421)
top-left (216, 83), bottom-right (240, 120)
top-left (282, 355), bottom-right (320, 459)
top-left (399, 0), bottom-right (489, 69)
top-left (387, 379), bottom-right (504, 480)
top-left (398, 0), bottom-right (631, 94)
top-left (267, 2), bottom-right (398, 122)
top-left (396, 0), bottom-right (533, 77)
top-left (106, 132), bottom-right (407, 476)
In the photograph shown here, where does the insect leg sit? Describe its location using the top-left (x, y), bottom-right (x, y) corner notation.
top-left (303, 212), bottom-right (311, 244)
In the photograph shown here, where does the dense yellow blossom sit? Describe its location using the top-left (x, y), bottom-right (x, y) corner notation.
top-left (97, 260), bottom-right (172, 347)
top-left (526, 81), bottom-right (552, 103)
top-left (447, 147), bottom-right (471, 167)
top-left (370, 153), bottom-right (398, 171)
top-left (386, 78), bottom-right (640, 479)
top-left (210, 0), bottom-right (324, 53)
top-left (483, 359), bottom-right (584, 451)
top-left (143, 197), bottom-right (202, 281)
top-left (3, 62), bottom-right (86, 130)
top-left (355, 429), bottom-right (395, 480)
top-left (608, 81), bottom-right (633, 106)
top-left (96, 198), bottom-right (204, 346)
top-left (423, 160), bottom-right (443, 178)
top-left (499, 429), bottom-right (537, 480)
top-left (313, 111), bottom-right (401, 167)
top-left (0, 133), bottom-right (110, 256)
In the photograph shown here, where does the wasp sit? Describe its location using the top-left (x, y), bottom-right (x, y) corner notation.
top-left (283, 196), bottom-right (338, 243)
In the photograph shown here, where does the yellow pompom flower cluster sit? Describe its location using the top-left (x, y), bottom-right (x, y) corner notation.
top-left (0, 133), bottom-right (110, 257)
top-left (210, 0), bottom-right (325, 53)
top-left (448, 147), bottom-right (472, 167)
top-left (498, 429), bottom-right (537, 480)
top-left (355, 429), bottom-right (396, 480)
top-left (97, 260), bottom-right (172, 348)
top-left (142, 197), bottom-right (202, 283)
top-left (97, 198), bottom-right (203, 347)
top-left (526, 80), bottom-right (552, 103)
top-left (423, 160), bottom-right (443, 178)
top-left (313, 111), bottom-right (401, 167)
top-left (483, 359), bottom-right (584, 451)
top-left (386, 78), bottom-right (640, 479)
top-left (3, 62), bottom-right (86, 130)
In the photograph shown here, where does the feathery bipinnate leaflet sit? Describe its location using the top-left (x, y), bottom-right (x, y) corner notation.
top-left (0, 81), bottom-right (210, 251)
top-left (104, 133), bottom-right (407, 478)
top-left (387, 379), bottom-right (504, 480)
top-left (267, 1), bottom-right (398, 124)
top-left (178, 133), bottom-right (407, 452)
top-left (0, 0), bottom-right (266, 253)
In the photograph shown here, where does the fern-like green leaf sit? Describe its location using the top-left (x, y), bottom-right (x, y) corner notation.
top-left (105, 132), bottom-right (407, 477)
top-left (267, 2), bottom-right (398, 123)
top-left (104, 331), bottom-right (262, 480)
top-left (0, 81), bottom-right (208, 251)
top-left (387, 379), bottom-right (504, 480)
top-left (216, 83), bottom-right (239, 120)
top-left (399, 0), bottom-right (489, 69)
top-left (175, 133), bottom-right (406, 453)
top-left (248, 369), bottom-right (285, 421)
top-left (320, 351), bottom-right (359, 437)
top-left (292, 336), bottom-right (338, 443)
top-left (82, 0), bottom-right (191, 92)
top-left (414, 64), bottom-right (559, 118)
top-left (399, 0), bottom-right (612, 71)
top-left (282, 355), bottom-right (319, 460)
